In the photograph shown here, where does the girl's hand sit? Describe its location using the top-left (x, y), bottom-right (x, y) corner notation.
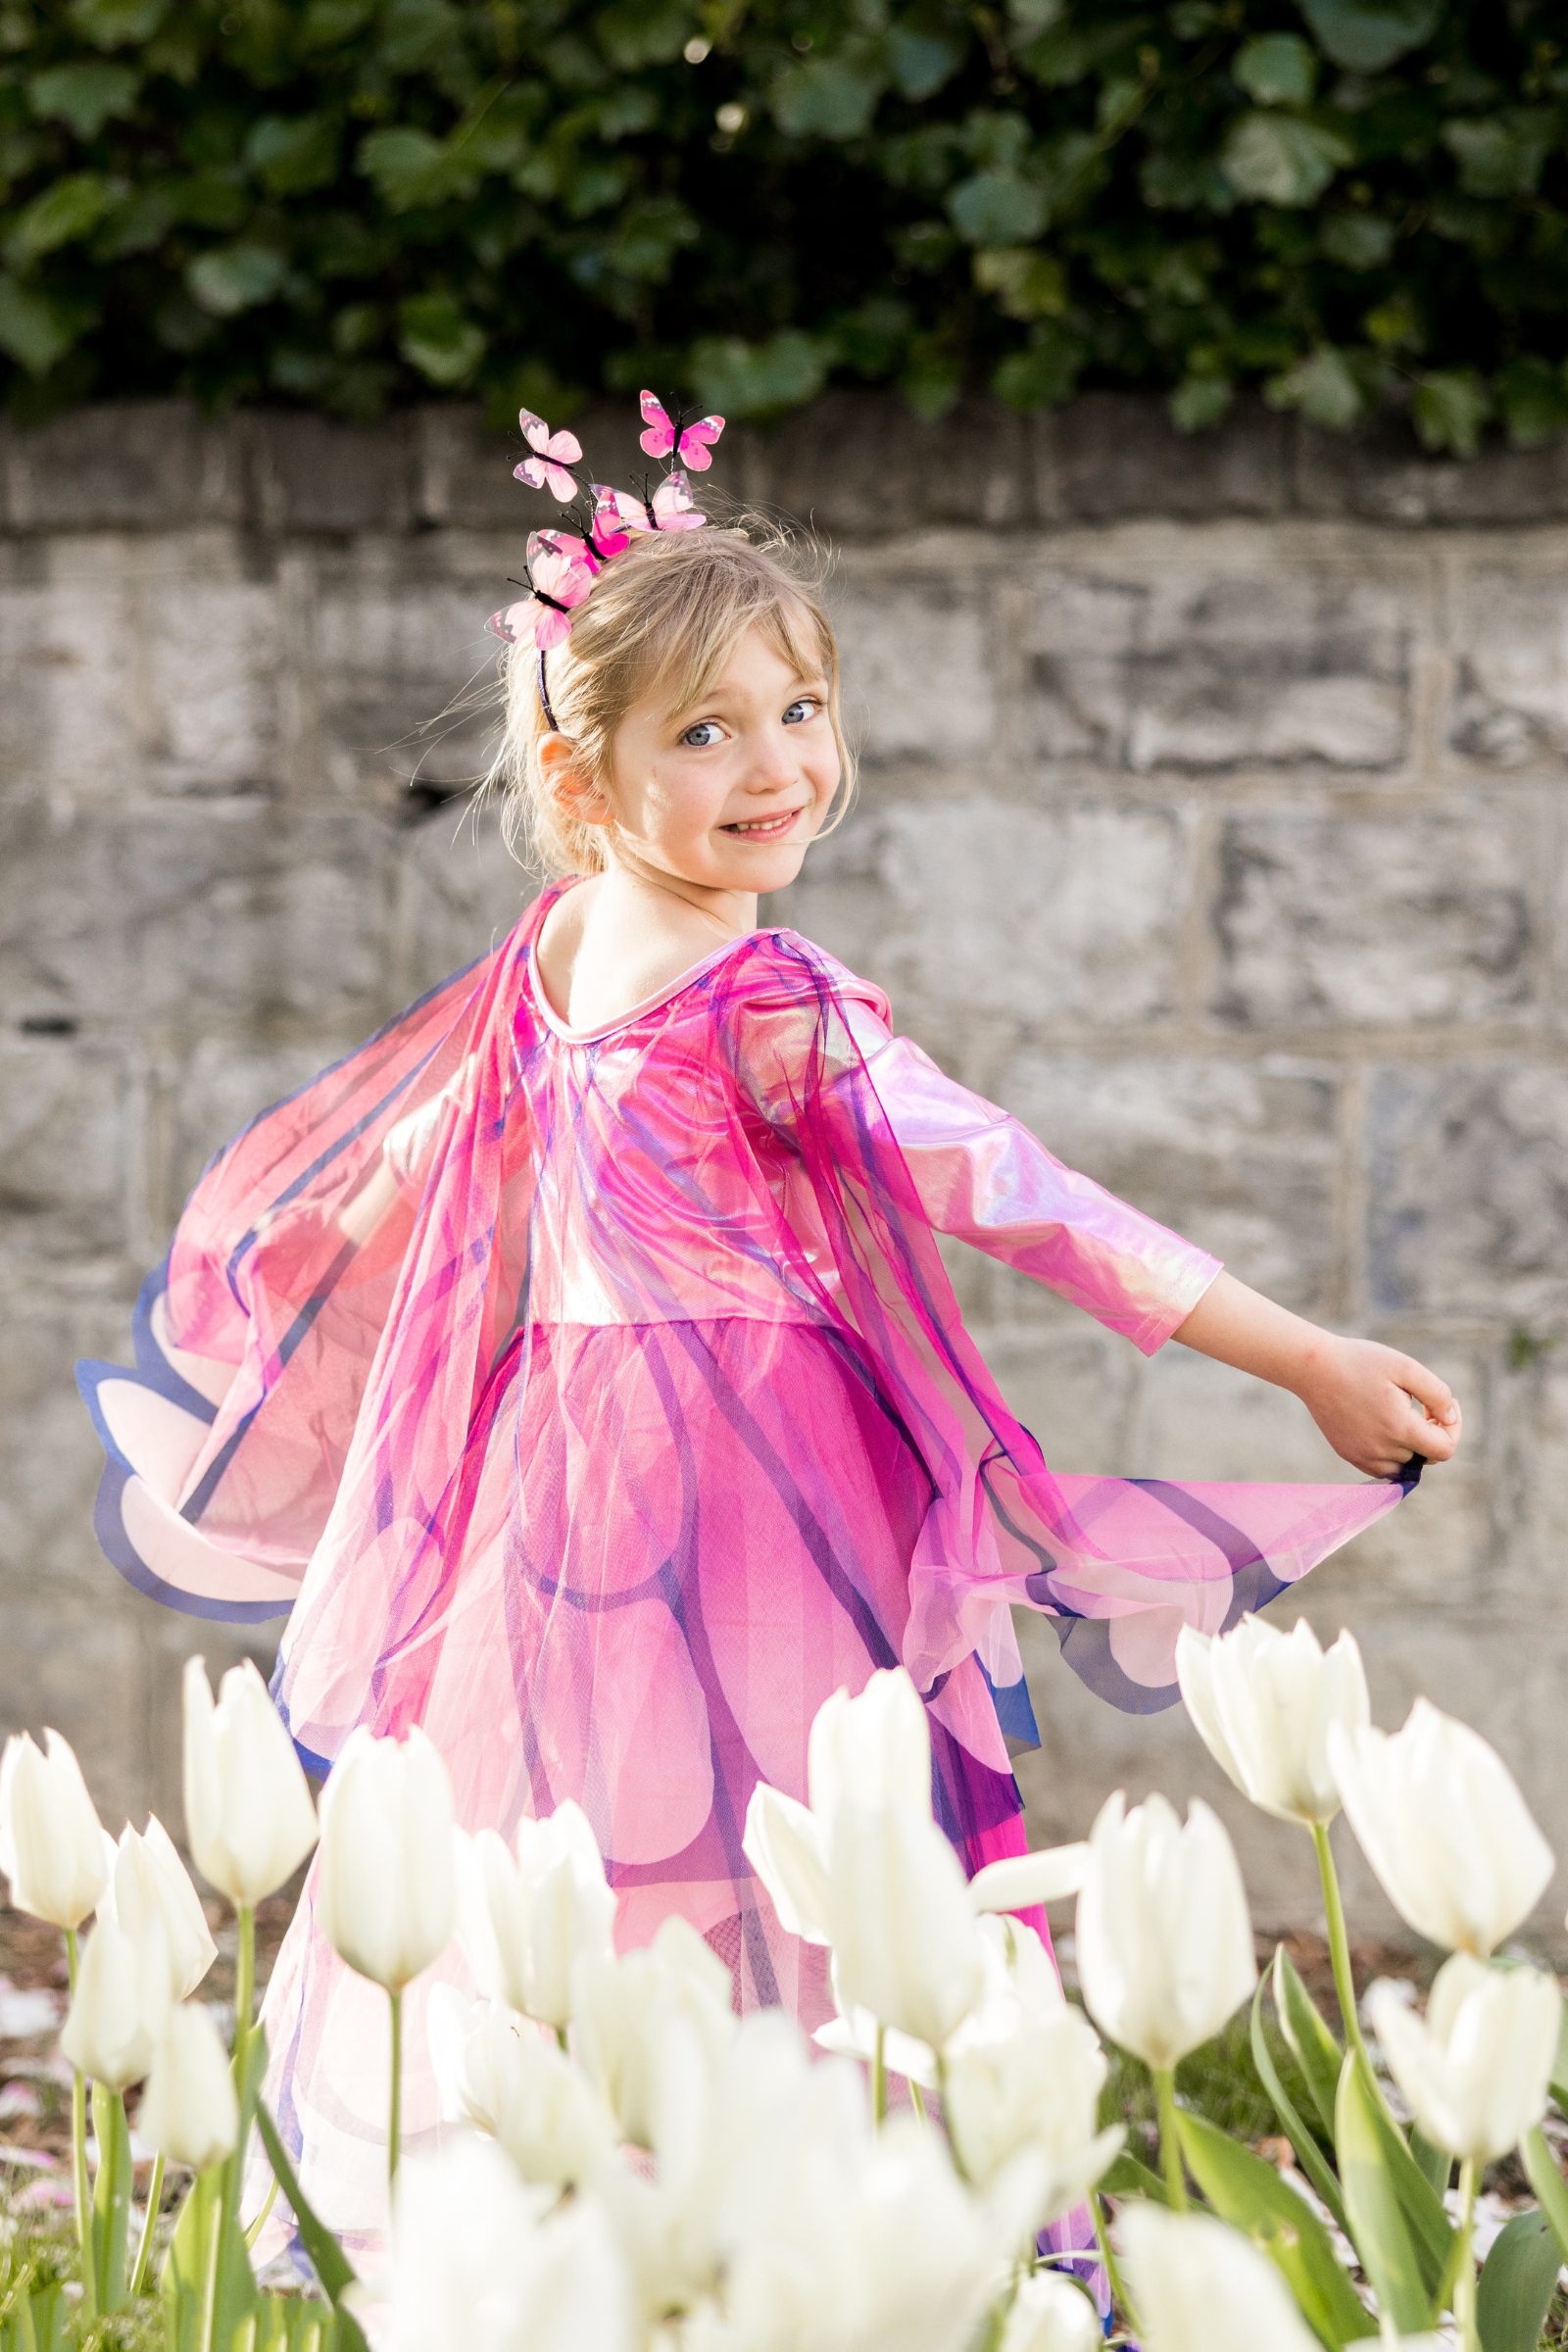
top-left (1294, 1336), bottom-right (1462, 1479)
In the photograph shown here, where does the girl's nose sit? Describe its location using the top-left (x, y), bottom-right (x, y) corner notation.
top-left (742, 728), bottom-right (799, 790)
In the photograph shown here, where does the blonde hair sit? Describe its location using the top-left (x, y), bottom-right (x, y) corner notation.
top-left (486, 521), bottom-right (854, 877)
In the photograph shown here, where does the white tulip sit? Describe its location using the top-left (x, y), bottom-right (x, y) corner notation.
top-left (456, 1801), bottom-right (616, 2030)
top-left (968, 1845), bottom-right (1089, 1914)
top-left (944, 2007), bottom-right (1123, 2217)
top-left (807, 1669), bottom-right (933, 1823)
top-left (385, 2137), bottom-right (635, 2352)
top-left (1000, 2271), bottom-right (1102, 2352)
top-left (138, 2000), bottom-right (240, 2173)
top-left (950, 1916), bottom-right (1068, 2050)
top-left (1368, 1954), bottom-right (1561, 2164)
top-left (1075, 1791), bottom-right (1256, 2072)
top-left (1176, 1617), bottom-right (1369, 1828)
top-left (571, 1914), bottom-right (736, 2148)
top-left (812, 1980), bottom-right (938, 2088)
top-left (1119, 2205), bottom-right (1322, 2352)
top-left (317, 1727), bottom-right (457, 1993)
top-left (182, 1658), bottom-right (318, 1906)
top-left (828, 1799), bottom-right (987, 2050)
top-left (0, 1729), bottom-right (109, 1929)
top-left (60, 1914), bottom-right (172, 2090)
top-left (98, 1816), bottom-right (217, 2001)
top-left (742, 1784), bottom-right (831, 1945)
top-left (1328, 1700), bottom-right (1554, 1956)
top-left (427, 1985), bottom-right (613, 2189)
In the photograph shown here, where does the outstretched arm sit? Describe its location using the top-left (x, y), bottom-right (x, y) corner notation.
top-left (1172, 1271), bottom-right (1461, 1478)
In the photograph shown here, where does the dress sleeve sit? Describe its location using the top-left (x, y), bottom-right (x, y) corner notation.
top-left (848, 1009), bottom-right (1221, 1357)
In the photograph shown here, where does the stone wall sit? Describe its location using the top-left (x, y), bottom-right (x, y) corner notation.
top-left (6, 390), bottom-right (1568, 1942)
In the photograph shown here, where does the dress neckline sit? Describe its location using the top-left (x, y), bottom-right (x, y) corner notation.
top-left (525, 887), bottom-right (771, 1044)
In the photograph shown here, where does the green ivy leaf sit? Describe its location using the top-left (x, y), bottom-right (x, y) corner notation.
top-left (1411, 367), bottom-right (1494, 455)
top-left (771, 55), bottom-right (886, 140)
top-left (26, 62), bottom-right (139, 138)
top-left (170, 168), bottom-right (250, 231)
top-left (887, 20), bottom-right (968, 101)
top-left (398, 290), bottom-right (485, 384)
top-left (900, 331), bottom-right (962, 419)
top-left (947, 170), bottom-right (1048, 243)
top-left (600, 193), bottom-right (698, 281)
top-left (1169, 374), bottom-right (1234, 429)
top-left (1264, 343), bottom-right (1366, 427)
top-left (186, 241), bottom-right (289, 317)
top-left (1232, 34), bottom-right (1317, 107)
top-left (688, 326), bottom-right (833, 416)
top-left (993, 318), bottom-right (1085, 409)
top-left (1442, 112), bottom-right (1555, 200)
top-left (594, 0), bottom-right (693, 71)
top-left (1221, 113), bottom-right (1352, 206)
top-left (379, 0), bottom-right (466, 75)
top-left (1496, 357), bottom-right (1568, 450)
top-left (357, 126), bottom-right (480, 211)
top-left (301, 0), bottom-right (376, 50)
top-left (973, 243), bottom-right (1066, 318)
top-left (67, 0), bottom-right (168, 48)
top-left (7, 172), bottom-right (120, 264)
top-left (0, 273), bottom-right (81, 373)
top-left (246, 113), bottom-right (342, 197)
top-left (1320, 211), bottom-right (1395, 269)
top-left (1296, 0), bottom-right (1442, 74)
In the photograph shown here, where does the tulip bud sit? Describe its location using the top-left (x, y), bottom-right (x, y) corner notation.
top-left (1368, 1954), bottom-right (1560, 2165)
top-left (428, 1985), bottom-right (614, 2190)
top-left (1119, 2204), bottom-right (1323, 2352)
top-left (1176, 1617), bottom-right (1369, 1828)
top-left (98, 1816), bottom-right (217, 2002)
top-left (0, 1729), bottom-right (109, 1930)
top-left (318, 1727), bottom-right (457, 1994)
top-left (138, 2000), bottom-right (240, 2174)
top-left (741, 1784), bottom-right (831, 1945)
top-left (1075, 1791), bottom-right (1256, 2072)
top-left (944, 2007), bottom-right (1122, 2217)
top-left (455, 1801), bottom-right (616, 2031)
top-left (808, 1669), bottom-right (933, 1824)
top-left (60, 1914), bottom-right (172, 2091)
top-left (182, 1658), bottom-right (318, 1906)
top-left (828, 1799), bottom-right (987, 2051)
top-left (1328, 1699), bottom-right (1553, 1956)
top-left (571, 1915), bottom-right (735, 2149)
top-left (1000, 2271), bottom-right (1102, 2352)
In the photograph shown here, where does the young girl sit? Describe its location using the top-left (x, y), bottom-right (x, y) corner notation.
top-left (78, 399), bottom-right (1459, 2245)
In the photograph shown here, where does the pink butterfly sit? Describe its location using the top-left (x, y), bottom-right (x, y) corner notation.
top-left (486, 530), bottom-right (595, 648)
top-left (514, 409), bottom-right (583, 502)
top-left (639, 391), bottom-right (725, 472)
top-left (610, 470), bottom-right (708, 535)
top-left (587, 484), bottom-right (633, 562)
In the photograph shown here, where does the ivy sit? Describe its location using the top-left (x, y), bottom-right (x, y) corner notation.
top-left (0, 0), bottom-right (1562, 452)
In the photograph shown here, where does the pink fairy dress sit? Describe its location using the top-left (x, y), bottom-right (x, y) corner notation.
top-left (78, 883), bottom-right (1410, 2247)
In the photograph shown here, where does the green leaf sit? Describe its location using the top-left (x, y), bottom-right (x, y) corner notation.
top-left (1221, 114), bottom-right (1351, 207)
top-left (1264, 346), bottom-right (1366, 428)
top-left (1409, 2130), bottom-right (1451, 2197)
top-left (1442, 113), bottom-right (1555, 201)
top-left (947, 171), bottom-right (1048, 243)
top-left (1233, 34), bottom-right (1317, 107)
top-left (0, 276), bottom-right (80, 374)
top-left (1476, 2208), bottom-right (1560, 2352)
top-left (398, 292), bottom-right (485, 385)
top-left (1250, 1982), bottom-right (1350, 2235)
top-left (1320, 213), bottom-right (1395, 270)
top-left (26, 63), bottom-right (139, 139)
top-left (1411, 368), bottom-right (1493, 456)
top-left (1098, 2147), bottom-right (1171, 2205)
top-left (357, 126), bottom-right (480, 211)
top-left (379, 0), bottom-right (466, 74)
top-left (974, 244), bottom-right (1067, 319)
top-left (771, 55), bottom-right (886, 140)
top-left (688, 326), bottom-right (832, 417)
top-left (1521, 2128), bottom-right (1568, 2266)
top-left (1296, 0), bottom-right (1441, 73)
top-left (1272, 1949), bottom-right (1345, 2142)
top-left (90, 2083), bottom-right (133, 2314)
top-left (1169, 375), bottom-right (1233, 431)
top-left (186, 243), bottom-right (288, 317)
top-left (1335, 2056), bottom-right (1432, 2334)
top-left (252, 2098), bottom-right (368, 2349)
top-left (594, 0), bottom-right (693, 70)
top-left (1549, 2000), bottom-right (1568, 2115)
top-left (246, 114), bottom-right (342, 197)
top-left (1175, 2109), bottom-right (1378, 2347)
top-left (888, 20), bottom-right (967, 100)
top-left (68, 0), bottom-right (168, 46)
top-left (992, 320), bottom-right (1085, 410)
top-left (6, 172), bottom-right (119, 264)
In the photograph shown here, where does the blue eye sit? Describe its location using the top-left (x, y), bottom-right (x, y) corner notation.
top-left (682, 721), bottom-right (722, 747)
top-left (783, 699), bottom-right (818, 725)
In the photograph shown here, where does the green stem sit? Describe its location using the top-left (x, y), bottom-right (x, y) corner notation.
top-left (1312, 1822), bottom-right (1370, 2069)
top-left (934, 2054), bottom-right (972, 2183)
top-left (198, 2174), bottom-right (223, 2352)
top-left (1090, 2186), bottom-right (1131, 2328)
top-left (388, 1987), bottom-right (403, 2186)
top-left (128, 2153), bottom-right (165, 2297)
top-left (555, 2025), bottom-right (569, 2056)
top-left (871, 2023), bottom-right (887, 2128)
top-left (1453, 2154), bottom-right (1479, 2352)
top-left (233, 1902), bottom-right (255, 2104)
top-left (910, 2080), bottom-right (929, 2128)
top-left (1153, 2068), bottom-right (1188, 2211)
top-left (64, 1927), bottom-right (96, 2322)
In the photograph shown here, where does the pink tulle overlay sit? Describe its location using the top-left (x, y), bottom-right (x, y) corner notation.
top-left (77, 884), bottom-right (1408, 2246)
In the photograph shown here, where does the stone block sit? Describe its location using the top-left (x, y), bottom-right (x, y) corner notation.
top-left (1446, 560), bottom-right (1568, 768)
top-left (1296, 416), bottom-right (1568, 527)
top-left (0, 1287), bottom-right (133, 1591)
top-left (774, 796), bottom-right (1189, 1056)
top-left (243, 412), bottom-right (414, 537)
top-left (1480, 1341), bottom-right (1568, 1611)
top-left (1019, 565), bottom-right (1146, 766)
top-left (756, 390), bottom-right (1030, 539)
top-left (1367, 1060), bottom-right (1568, 1320)
top-left (996, 1052), bottom-right (1340, 1313)
top-left (0, 1038), bottom-right (127, 1264)
top-left (972, 1322), bottom-right (1140, 1477)
top-left (1209, 805), bottom-right (1537, 1030)
top-left (0, 1592), bottom-right (147, 1829)
top-left (828, 569), bottom-right (998, 766)
top-left (309, 564), bottom-right (504, 805)
top-left (2, 402), bottom-right (242, 534)
top-left (395, 808), bottom-right (535, 1003)
top-left (1041, 392), bottom-right (1290, 523)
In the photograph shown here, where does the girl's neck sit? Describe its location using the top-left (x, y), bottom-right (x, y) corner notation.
top-left (535, 855), bottom-right (759, 1034)
top-left (595, 846), bottom-right (758, 946)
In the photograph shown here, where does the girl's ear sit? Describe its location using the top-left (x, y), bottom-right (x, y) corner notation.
top-left (537, 732), bottom-right (612, 830)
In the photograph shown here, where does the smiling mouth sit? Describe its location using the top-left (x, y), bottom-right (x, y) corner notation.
top-left (721, 808), bottom-right (806, 840)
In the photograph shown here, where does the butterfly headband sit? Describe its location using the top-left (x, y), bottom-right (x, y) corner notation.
top-left (487, 390), bottom-right (726, 730)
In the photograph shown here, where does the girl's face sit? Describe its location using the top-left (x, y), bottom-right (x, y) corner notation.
top-left (589, 622), bottom-right (840, 898)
